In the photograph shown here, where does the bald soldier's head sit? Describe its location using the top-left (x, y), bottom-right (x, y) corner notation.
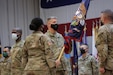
top-left (100, 9), bottom-right (113, 25)
top-left (46, 16), bottom-right (58, 33)
top-left (11, 27), bottom-right (22, 42)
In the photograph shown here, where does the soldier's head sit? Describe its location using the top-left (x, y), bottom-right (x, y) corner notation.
top-left (100, 9), bottom-right (113, 25)
top-left (79, 43), bottom-right (89, 55)
top-left (29, 17), bottom-right (44, 32)
top-left (47, 16), bottom-right (58, 32)
top-left (3, 46), bottom-right (11, 58)
top-left (12, 27), bottom-right (22, 41)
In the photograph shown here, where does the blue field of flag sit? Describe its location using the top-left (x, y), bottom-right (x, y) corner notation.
top-left (41, 0), bottom-right (82, 8)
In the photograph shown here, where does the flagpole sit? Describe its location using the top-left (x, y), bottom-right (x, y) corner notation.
top-left (57, 46), bottom-right (65, 60)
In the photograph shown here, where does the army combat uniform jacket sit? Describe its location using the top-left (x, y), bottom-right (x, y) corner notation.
top-left (96, 24), bottom-right (113, 75)
top-left (45, 31), bottom-right (67, 71)
top-left (11, 40), bottom-right (24, 75)
top-left (78, 54), bottom-right (98, 75)
top-left (46, 31), bottom-right (66, 70)
top-left (0, 57), bottom-right (11, 75)
top-left (22, 31), bottom-right (55, 75)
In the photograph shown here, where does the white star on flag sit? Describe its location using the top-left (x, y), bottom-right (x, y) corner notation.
top-left (47, 0), bottom-right (53, 3)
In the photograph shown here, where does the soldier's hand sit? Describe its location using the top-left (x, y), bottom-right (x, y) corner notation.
top-left (55, 59), bottom-right (61, 67)
top-left (99, 67), bottom-right (105, 73)
top-left (73, 65), bottom-right (76, 68)
top-left (73, 64), bottom-right (77, 68)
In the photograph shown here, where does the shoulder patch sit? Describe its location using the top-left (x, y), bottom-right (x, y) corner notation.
top-left (47, 41), bottom-right (53, 46)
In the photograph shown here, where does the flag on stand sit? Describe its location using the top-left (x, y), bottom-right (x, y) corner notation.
top-left (64, 0), bottom-right (90, 54)
top-left (68, 0), bottom-right (90, 40)
top-left (64, 0), bottom-right (91, 75)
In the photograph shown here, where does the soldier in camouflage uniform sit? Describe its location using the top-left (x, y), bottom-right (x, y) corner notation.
top-left (11, 28), bottom-right (25, 75)
top-left (45, 16), bottom-right (68, 75)
top-left (0, 46), bottom-right (11, 75)
top-left (22, 17), bottom-right (56, 75)
top-left (96, 9), bottom-right (113, 75)
top-left (78, 43), bottom-right (98, 75)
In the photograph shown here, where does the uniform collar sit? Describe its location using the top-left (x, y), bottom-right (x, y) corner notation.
top-left (80, 53), bottom-right (90, 60)
top-left (33, 31), bottom-right (42, 34)
top-left (47, 30), bottom-right (58, 37)
top-left (4, 57), bottom-right (11, 62)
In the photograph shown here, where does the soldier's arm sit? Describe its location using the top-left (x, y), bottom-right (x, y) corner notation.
top-left (42, 35), bottom-right (56, 68)
top-left (96, 27), bottom-right (108, 68)
top-left (22, 42), bottom-right (28, 69)
top-left (16, 47), bottom-right (22, 63)
top-left (91, 56), bottom-right (99, 75)
top-left (17, 46), bottom-right (24, 70)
